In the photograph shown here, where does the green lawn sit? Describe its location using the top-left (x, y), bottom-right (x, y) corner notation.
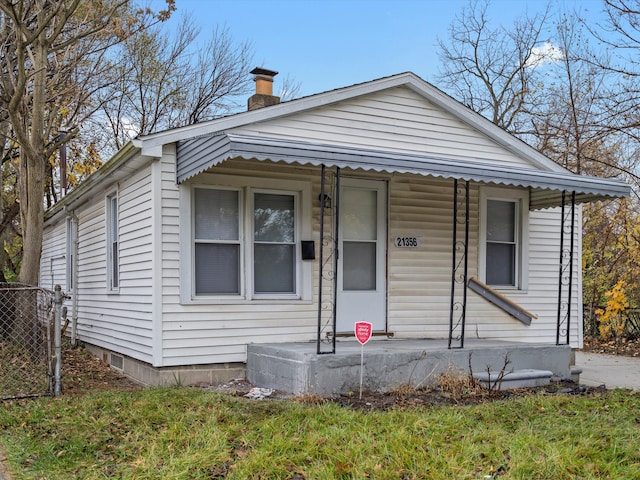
top-left (1, 388), bottom-right (639, 479)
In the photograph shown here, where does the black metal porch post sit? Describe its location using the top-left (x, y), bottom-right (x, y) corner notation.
top-left (449, 179), bottom-right (469, 349)
top-left (332, 168), bottom-right (340, 354)
top-left (556, 191), bottom-right (576, 345)
top-left (317, 165), bottom-right (326, 354)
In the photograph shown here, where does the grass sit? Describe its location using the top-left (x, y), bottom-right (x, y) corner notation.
top-left (1, 388), bottom-right (640, 479)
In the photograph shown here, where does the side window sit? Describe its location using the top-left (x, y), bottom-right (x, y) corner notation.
top-left (486, 200), bottom-right (517, 286)
top-left (480, 188), bottom-right (528, 289)
top-left (193, 188), bottom-right (241, 295)
top-left (253, 192), bottom-right (296, 294)
top-left (106, 193), bottom-right (119, 291)
top-left (66, 217), bottom-right (75, 291)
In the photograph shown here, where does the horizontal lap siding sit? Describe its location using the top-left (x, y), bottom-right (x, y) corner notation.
top-left (162, 158), bottom-right (582, 365)
top-left (387, 177), bottom-right (479, 337)
top-left (161, 159), bottom-right (320, 366)
top-left (40, 222), bottom-right (67, 291)
top-left (233, 87), bottom-right (533, 169)
top-left (74, 164), bottom-right (154, 363)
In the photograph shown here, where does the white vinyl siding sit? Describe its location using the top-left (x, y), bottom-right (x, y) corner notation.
top-left (39, 80), bottom-right (588, 369)
top-left (65, 164), bottom-right (155, 364)
top-left (233, 87), bottom-right (535, 170)
top-left (40, 221), bottom-right (68, 291)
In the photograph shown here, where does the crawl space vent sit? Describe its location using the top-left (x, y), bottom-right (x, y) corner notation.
top-left (110, 353), bottom-right (124, 370)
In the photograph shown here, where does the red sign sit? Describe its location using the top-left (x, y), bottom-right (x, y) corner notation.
top-left (355, 321), bottom-right (373, 345)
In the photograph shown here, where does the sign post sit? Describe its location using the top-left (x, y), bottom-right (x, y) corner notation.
top-left (354, 321), bottom-right (373, 400)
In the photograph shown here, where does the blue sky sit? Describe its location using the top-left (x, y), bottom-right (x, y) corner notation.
top-left (154, 0), bottom-right (606, 97)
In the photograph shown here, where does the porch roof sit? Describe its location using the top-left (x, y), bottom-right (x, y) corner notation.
top-left (176, 133), bottom-right (630, 210)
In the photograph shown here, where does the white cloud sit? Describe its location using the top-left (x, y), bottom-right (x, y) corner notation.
top-left (526, 41), bottom-right (564, 68)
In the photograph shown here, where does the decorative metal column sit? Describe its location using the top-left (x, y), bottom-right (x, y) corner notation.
top-left (556, 191), bottom-right (576, 345)
top-left (317, 166), bottom-right (340, 354)
top-left (449, 179), bottom-right (470, 349)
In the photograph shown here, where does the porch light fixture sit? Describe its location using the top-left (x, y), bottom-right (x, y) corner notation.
top-left (319, 193), bottom-right (332, 209)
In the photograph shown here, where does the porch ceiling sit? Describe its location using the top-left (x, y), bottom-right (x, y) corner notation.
top-left (176, 133), bottom-right (630, 209)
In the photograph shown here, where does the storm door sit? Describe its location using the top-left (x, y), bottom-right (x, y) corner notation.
top-left (336, 178), bottom-right (387, 333)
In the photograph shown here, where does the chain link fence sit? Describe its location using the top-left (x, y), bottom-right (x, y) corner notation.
top-left (0, 283), bottom-right (62, 400)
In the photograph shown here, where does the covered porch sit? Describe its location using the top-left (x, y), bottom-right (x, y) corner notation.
top-left (247, 338), bottom-right (575, 396)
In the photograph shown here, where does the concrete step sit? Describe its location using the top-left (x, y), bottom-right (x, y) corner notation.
top-left (473, 368), bottom-right (553, 390)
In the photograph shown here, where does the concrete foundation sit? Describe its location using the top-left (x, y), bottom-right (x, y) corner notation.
top-left (247, 339), bottom-right (573, 396)
top-left (83, 344), bottom-right (245, 387)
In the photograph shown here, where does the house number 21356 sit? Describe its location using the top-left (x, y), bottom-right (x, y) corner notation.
top-left (394, 236), bottom-right (419, 248)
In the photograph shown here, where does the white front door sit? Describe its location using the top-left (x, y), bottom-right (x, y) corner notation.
top-left (336, 178), bottom-right (387, 333)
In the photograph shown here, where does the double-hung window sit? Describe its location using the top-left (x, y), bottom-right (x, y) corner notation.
top-left (480, 188), bottom-right (528, 289)
top-left (106, 193), bottom-right (119, 291)
top-left (66, 217), bottom-right (75, 291)
top-left (190, 181), bottom-right (303, 300)
top-left (253, 192), bottom-right (296, 294)
top-left (193, 188), bottom-right (241, 295)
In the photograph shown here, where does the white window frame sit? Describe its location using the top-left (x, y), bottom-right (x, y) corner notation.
top-left (478, 187), bottom-right (529, 290)
top-left (250, 188), bottom-right (300, 299)
top-left (106, 192), bottom-right (119, 292)
top-left (66, 217), bottom-right (75, 292)
top-left (192, 186), bottom-right (244, 297)
top-left (180, 174), bottom-right (312, 304)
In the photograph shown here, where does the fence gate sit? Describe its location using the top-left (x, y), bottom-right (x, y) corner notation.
top-left (0, 283), bottom-right (61, 400)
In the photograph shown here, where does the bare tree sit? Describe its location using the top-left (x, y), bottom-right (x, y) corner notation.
top-left (436, 0), bottom-right (551, 134)
top-left (94, 17), bottom-right (255, 154)
top-left (0, 0), bottom-right (173, 284)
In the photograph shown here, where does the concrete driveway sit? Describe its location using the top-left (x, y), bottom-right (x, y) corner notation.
top-left (575, 351), bottom-right (640, 390)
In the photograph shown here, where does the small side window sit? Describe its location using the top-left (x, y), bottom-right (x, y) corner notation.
top-left (106, 193), bottom-right (119, 291)
top-left (479, 188), bottom-right (528, 290)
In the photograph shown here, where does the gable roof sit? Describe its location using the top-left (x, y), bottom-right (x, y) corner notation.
top-left (47, 71), bottom-right (627, 220)
top-left (135, 71), bottom-right (628, 209)
top-left (135, 72), bottom-right (568, 175)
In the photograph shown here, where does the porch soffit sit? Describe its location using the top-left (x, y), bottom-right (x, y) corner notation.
top-left (176, 134), bottom-right (630, 210)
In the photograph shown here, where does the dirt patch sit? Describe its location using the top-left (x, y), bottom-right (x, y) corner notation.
top-left (61, 342), bottom-right (141, 396)
top-left (582, 336), bottom-right (640, 357)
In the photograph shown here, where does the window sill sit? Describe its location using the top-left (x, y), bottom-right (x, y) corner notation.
top-left (183, 297), bottom-right (312, 306)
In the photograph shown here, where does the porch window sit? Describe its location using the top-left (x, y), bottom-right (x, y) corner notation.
top-left (480, 188), bottom-right (528, 289)
top-left (253, 192), bottom-right (296, 294)
top-left (106, 192), bottom-right (119, 291)
top-left (193, 188), bottom-right (241, 295)
top-left (191, 182), bottom-right (303, 300)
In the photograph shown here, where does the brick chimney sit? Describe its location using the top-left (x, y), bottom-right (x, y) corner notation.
top-left (248, 67), bottom-right (280, 111)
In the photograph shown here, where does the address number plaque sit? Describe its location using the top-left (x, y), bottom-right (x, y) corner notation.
top-left (394, 236), bottom-right (419, 248)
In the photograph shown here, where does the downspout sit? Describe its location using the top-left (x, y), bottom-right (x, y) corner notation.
top-left (65, 206), bottom-right (79, 346)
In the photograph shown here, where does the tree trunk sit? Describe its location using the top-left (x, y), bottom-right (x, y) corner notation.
top-left (17, 149), bottom-right (45, 285)
top-left (17, 37), bottom-right (47, 286)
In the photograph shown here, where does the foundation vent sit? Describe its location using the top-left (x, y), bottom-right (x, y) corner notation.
top-left (110, 353), bottom-right (124, 370)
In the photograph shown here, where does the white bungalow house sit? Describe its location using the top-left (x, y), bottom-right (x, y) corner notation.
top-left (40, 70), bottom-right (629, 390)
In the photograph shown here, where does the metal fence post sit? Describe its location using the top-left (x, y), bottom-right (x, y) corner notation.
top-left (54, 285), bottom-right (62, 396)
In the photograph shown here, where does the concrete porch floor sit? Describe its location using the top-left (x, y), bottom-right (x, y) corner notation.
top-left (247, 338), bottom-right (574, 396)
